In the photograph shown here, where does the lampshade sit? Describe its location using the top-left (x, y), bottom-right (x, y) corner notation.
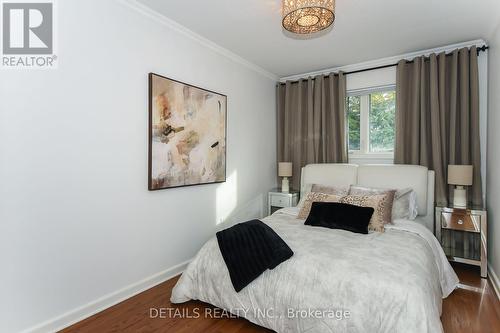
top-left (278, 162), bottom-right (293, 177)
top-left (448, 165), bottom-right (473, 186)
top-left (282, 0), bottom-right (335, 34)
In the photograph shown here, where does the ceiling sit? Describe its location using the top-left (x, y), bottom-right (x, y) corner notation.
top-left (137, 0), bottom-right (500, 78)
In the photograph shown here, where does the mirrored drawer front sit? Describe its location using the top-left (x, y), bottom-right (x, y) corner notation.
top-left (441, 229), bottom-right (481, 261)
top-left (441, 212), bottom-right (480, 233)
top-left (270, 195), bottom-right (291, 207)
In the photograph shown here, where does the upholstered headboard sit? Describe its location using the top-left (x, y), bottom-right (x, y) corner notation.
top-left (300, 164), bottom-right (435, 232)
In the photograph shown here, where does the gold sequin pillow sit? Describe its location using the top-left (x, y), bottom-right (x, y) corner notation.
top-left (297, 184), bottom-right (350, 208)
top-left (297, 192), bottom-right (343, 219)
top-left (340, 193), bottom-right (395, 232)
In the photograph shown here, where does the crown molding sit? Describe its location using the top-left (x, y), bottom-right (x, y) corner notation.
top-left (116, 0), bottom-right (278, 81)
top-left (280, 39), bottom-right (488, 82)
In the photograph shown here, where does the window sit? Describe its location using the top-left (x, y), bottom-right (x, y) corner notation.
top-left (347, 95), bottom-right (361, 151)
top-left (347, 88), bottom-right (396, 156)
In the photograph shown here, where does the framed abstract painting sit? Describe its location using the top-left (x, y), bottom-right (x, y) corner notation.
top-left (148, 73), bottom-right (227, 190)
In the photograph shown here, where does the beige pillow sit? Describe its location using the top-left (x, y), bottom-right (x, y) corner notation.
top-left (297, 192), bottom-right (343, 219)
top-left (340, 193), bottom-right (395, 232)
top-left (296, 184), bottom-right (314, 207)
top-left (311, 184), bottom-right (350, 195)
top-left (297, 184), bottom-right (349, 207)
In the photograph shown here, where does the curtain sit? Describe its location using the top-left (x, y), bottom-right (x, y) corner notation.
top-left (277, 73), bottom-right (347, 190)
top-left (394, 46), bottom-right (483, 207)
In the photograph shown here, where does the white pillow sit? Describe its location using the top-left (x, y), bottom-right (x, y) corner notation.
top-left (393, 188), bottom-right (418, 220)
top-left (407, 190), bottom-right (418, 220)
top-left (349, 186), bottom-right (418, 220)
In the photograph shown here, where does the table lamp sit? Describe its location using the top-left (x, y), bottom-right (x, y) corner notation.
top-left (448, 165), bottom-right (473, 208)
top-left (278, 162), bottom-right (292, 193)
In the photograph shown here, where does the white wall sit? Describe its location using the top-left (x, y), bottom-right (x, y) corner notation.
top-left (346, 67), bottom-right (396, 92)
top-left (487, 21), bottom-right (500, 290)
top-left (0, 1), bottom-right (277, 332)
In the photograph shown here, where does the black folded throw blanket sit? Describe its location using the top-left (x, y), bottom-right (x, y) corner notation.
top-left (216, 220), bottom-right (293, 292)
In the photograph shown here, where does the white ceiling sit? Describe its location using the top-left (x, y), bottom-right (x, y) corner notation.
top-left (137, 0), bottom-right (500, 78)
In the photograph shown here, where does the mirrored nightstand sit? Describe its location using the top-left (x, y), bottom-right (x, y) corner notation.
top-left (435, 206), bottom-right (487, 278)
top-left (268, 188), bottom-right (299, 215)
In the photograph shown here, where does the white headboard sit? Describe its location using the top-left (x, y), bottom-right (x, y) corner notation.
top-left (300, 164), bottom-right (435, 232)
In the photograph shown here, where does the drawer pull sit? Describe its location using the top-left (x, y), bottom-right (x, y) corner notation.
top-left (458, 219), bottom-right (464, 225)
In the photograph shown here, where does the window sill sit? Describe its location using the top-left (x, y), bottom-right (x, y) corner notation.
top-left (348, 152), bottom-right (394, 160)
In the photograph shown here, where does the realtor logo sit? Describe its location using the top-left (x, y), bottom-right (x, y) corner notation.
top-left (1, 0), bottom-right (57, 68)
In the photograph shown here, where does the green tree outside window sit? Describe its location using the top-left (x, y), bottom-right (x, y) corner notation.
top-left (369, 91), bottom-right (395, 152)
top-left (346, 90), bottom-right (395, 153)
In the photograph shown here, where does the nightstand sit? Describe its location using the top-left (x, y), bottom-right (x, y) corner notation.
top-left (435, 206), bottom-right (487, 278)
top-left (268, 188), bottom-right (299, 215)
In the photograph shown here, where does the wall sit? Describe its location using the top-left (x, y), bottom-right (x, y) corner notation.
top-left (0, 0), bottom-right (277, 332)
top-left (487, 21), bottom-right (500, 294)
top-left (346, 66), bottom-right (396, 92)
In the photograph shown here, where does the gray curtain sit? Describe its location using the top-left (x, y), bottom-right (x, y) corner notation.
top-left (395, 46), bottom-right (483, 207)
top-left (277, 73), bottom-right (347, 190)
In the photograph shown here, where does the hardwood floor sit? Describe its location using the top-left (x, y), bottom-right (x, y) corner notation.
top-left (62, 263), bottom-right (499, 333)
top-left (441, 263), bottom-right (500, 333)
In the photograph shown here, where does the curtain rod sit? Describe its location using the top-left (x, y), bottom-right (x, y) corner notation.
top-left (280, 45), bottom-right (489, 84)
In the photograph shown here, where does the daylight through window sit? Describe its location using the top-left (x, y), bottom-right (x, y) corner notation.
top-left (347, 90), bottom-right (395, 155)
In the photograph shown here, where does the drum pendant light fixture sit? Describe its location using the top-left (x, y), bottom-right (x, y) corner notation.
top-left (282, 0), bottom-right (335, 34)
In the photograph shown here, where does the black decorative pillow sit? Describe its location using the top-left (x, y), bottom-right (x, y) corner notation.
top-left (304, 202), bottom-right (374, 234)
top-left (216, 220), bottom-right (293, 292)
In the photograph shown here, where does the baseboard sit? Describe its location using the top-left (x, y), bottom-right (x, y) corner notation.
top-left (488, 265), bottom-right (500, 300)
top-left (20, 259), bottom-right (191, 333)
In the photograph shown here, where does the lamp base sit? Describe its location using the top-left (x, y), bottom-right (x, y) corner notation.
top-left (281, 177), bottom-right (289, 193)
top-left (453, 186), bottom-right (467, 208)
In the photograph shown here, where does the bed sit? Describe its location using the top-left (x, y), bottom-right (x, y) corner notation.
top-left (171, 164), bottom-right (459, 333)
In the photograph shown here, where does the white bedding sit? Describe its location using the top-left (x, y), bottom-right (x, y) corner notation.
top-left (171, 207), bottom-right (459, 333)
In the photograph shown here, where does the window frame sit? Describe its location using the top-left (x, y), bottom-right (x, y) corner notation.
top-left (346, 85), bottom-right (396, 159)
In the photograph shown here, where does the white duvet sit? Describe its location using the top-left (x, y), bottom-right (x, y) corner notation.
top-left (171, 207), bottom-right (459, 333)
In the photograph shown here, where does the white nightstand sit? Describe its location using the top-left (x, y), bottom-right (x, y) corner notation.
top-left (435, 206), bottom-right (487, 278)
top-left (268, 188), bottom-right (299, 215)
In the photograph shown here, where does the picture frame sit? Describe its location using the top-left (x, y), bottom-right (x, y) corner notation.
top-left (148, 73), bottom-right (227, 190)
